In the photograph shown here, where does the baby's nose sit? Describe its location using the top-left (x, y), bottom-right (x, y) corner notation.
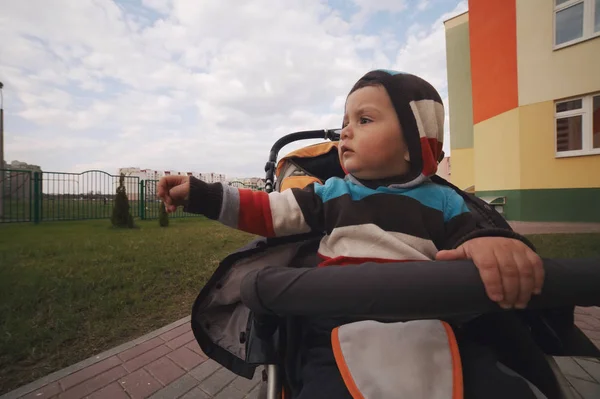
top-left (341, 125), bottom-right (352, 139)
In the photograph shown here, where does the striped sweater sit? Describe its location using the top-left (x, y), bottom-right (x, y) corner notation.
top-left (184, 176), bottom-right (489, 266)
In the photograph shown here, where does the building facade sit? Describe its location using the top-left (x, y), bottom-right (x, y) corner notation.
top-left (444, 0), bottom-right (600, 222)
top-left (118, 168), bottom-right (226, 184)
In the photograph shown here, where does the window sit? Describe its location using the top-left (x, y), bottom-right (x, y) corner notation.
top-left (555, 93), bottom-right (600, 157)
top-left (554, 0), bottom-right (600, 48)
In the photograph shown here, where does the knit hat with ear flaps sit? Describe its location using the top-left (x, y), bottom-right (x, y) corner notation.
top-left (346, 69), bottom-right (445, 187)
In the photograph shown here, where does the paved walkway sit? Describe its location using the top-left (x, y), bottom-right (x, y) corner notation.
top-left (2, 307), bottom-right (599, 399)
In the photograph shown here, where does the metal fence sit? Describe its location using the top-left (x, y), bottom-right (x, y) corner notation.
top-left (0, 169), bottom-right (258, 224)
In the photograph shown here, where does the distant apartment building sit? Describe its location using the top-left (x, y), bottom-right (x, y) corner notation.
top-left (228, 177), bottom-right (266, 189)
top-left (1, 160), bottom-right (42, 201)
top-left (118, 167), bottom-right (227, 200)
top-left (2, 160), bottom-right (42, 172)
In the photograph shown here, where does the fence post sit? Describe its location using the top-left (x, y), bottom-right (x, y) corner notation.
top-left (33, 171), bottom-right (41, 224)
top-left (139, 180), bottom-right (145, 220)
top-left (29, 170), bottom-right (33, 222)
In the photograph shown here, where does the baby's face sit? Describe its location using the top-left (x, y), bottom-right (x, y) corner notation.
top-left (340, 85), bottom-right (410, 180)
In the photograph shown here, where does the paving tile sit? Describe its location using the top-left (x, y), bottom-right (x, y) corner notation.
top-left (166, 331), bottom-right (196, 350)
top-left (198, 368), bottom-right (237, 396)
top-left (123, 344), bottom-right (171, 372)
top-left (566, 381), bottom-right (584, 399)
top-left (566, 376), bottom-right (600, 399)
top-left (147, 374), bottom-right (200, 399)
top-left (167, 346), bottom-right (207, 372)
top-left (189, 360), bottom-right (222, 382)
top-left (580, 328), bottom-right (600, 341)
top-left (185, 342), bottom-right (206, 357)
top-left (145, 356), bottom-right (186, 386)
top-left (574, 358), bottom-right (600, 383)
top-left (555, 357), bottom-right (596, 382)
top-left (86, 382), bottom-right (129, 399)
top-left (59, 356), bottom-right (122, 391)
top-left (581, 307), bottom-right (600, 318)
top-left (118, 337), bottom-right (165, 362)
top-left (243, 383), bottom-right (263, 399)
top-left (576, 315), bottom-right (600, 329)
top-left (159, 324), bottom-right (190, 342)
top-left (119, 369), bottom-right (162, 399)
top-left (214, 385), bottom-right (245, 399)
top-left (21, 381), bottom-right (61, 399)
top-left (230, 370), bottom-right (262, 394)
top-left (179, 386), bottom-right (210, 399)
top-left (58, 366), bottom-right (128, 399)
top-left (576, 321), bottom-right (596, 331)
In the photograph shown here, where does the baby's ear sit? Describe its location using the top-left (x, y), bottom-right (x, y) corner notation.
top-left (404, 150), bottom-right (411, 162)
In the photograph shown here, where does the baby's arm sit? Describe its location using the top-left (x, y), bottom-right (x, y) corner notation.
top-left (183, 176), bottom-right (324, 237)
top-left (438, 189), bottom-right (544, 309)
top-left (440, 190), bottom-right (531, 250)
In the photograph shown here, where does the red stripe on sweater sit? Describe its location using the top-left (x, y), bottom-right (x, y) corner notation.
top-left (420, 137), bottom-right (443, 176)
top-left (317, 254), bottom-right (420, 267)
top-left (237, 189), bottom-right (275, 237)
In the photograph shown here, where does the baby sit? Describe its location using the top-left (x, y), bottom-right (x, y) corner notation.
top-left (159, 69), bottom-right (544, 398)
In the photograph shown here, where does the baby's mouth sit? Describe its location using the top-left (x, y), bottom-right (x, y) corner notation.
top-left (340, 145), bottom-right (353, 155)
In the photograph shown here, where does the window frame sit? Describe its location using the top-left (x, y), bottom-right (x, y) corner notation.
top-left (553, 0), bottom-right (600, 50)
top-left (554, 93), bottom-right (600, 158)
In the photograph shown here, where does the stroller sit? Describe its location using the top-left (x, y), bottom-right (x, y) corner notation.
top-left (189, 129), bottom-right (600, 399)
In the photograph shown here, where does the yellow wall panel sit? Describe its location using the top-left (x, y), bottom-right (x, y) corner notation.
top-left (519, 101), bottom-right (600, 189)
top-left (516, 0), bottom-right (600, 106)
top-left (448, 148), bottom-right (474, 190)
top-left (474, 109), bottom-right (521, 191)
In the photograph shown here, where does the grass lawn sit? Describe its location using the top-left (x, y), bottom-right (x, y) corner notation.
top-left (527, 233), bottom-right (600, 258)
top-left (0, 218), bottom-right (254, 395)
top-left (0, 220), bottom-right (599, 395)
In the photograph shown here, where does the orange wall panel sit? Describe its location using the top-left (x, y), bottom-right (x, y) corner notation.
top-left (468, 0), bottom-right (519, 124)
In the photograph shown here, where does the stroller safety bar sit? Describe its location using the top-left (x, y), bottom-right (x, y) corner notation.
top-left (240, 258), bottom-right (600, 319)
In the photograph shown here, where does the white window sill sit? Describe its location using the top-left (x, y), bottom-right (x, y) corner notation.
top-left (555, 148), bottom-right (600, 158)
top-left (554, 31), bottom-right (600, 50)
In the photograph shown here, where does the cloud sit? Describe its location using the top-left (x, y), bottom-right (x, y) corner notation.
top-left (351, 0), bottom-right (408, 26)
top-left (1, 0), bottom-right (466, 178)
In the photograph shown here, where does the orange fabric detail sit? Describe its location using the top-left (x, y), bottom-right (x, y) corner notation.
top-left (237, 189), bottom-right (275, 237)
top-left (469, 0), bottom-right (518, 124)
top-left (442, 321), bottom-right (464, 399)
top-left (275, 142), bottom-right (339, 177)
top-left (331, 327), bottom-right (366, 399)
top-left (279, 175), bottom-right (322, 192)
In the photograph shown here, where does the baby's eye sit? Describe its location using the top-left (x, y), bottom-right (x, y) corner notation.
top-left (359, 117), bottom-right (372, 124)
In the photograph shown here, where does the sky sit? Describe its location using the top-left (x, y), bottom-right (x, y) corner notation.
top-left (0, 0), bottom-right (467, 178)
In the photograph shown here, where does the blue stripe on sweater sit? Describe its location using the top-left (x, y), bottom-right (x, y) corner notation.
top-left (314, 177), bottom-right (469, 222)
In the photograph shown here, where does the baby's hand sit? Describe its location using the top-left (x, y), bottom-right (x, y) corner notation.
top-left (435, 237), bottom-right (544, 309)
top-left (157, 175), bottom-right (190, 213)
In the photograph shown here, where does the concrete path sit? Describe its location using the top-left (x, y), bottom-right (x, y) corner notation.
top-left (2, 308), bottom-right (599, 399)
